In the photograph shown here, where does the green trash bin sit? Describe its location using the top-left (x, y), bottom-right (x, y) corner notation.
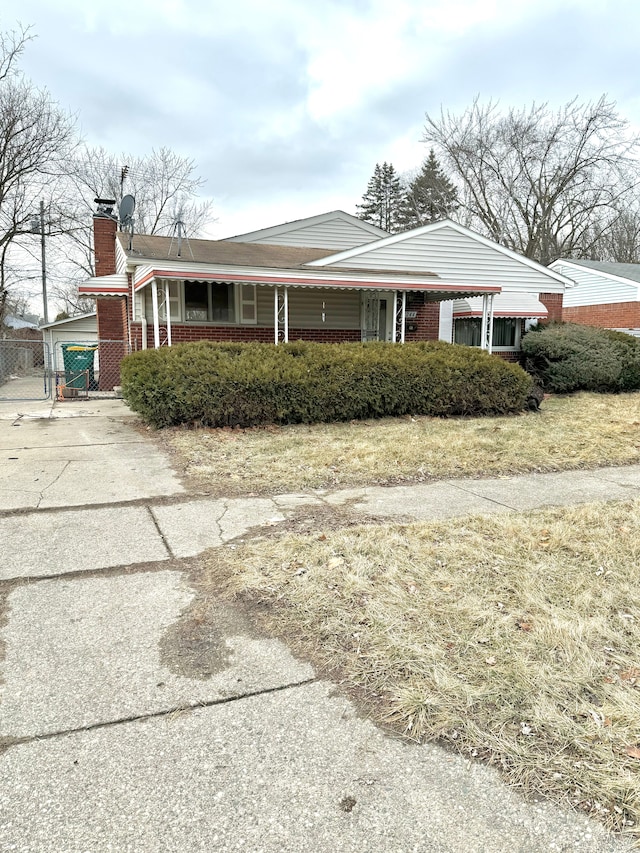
top-left (61, 344), bottom-right (98, 390)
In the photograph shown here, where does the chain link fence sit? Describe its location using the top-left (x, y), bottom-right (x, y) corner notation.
top-left (52, 340), bottom-right (130, 398)
top-left (0, 338), bottom-right (51, 401)
top-left (0, 338), bottom-right (130, 401)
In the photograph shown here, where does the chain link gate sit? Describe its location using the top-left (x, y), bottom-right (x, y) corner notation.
top-left (0, 338), bottom-right (52, 401)
top-left (52, 339), bottom-right (130, 398)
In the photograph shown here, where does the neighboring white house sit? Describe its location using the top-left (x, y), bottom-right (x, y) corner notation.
top-left (549, 258), bottom-right (640, 336)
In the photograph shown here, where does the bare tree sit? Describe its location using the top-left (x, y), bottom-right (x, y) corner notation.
top-left (423, 96), bottom-right (640, 264)
top-left (0, 25), bottom-right (77, 322)
top-left (50, 145), bottom-right (216, 308)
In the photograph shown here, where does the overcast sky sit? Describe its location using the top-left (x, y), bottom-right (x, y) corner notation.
top-left (4, 0), bottom-right (640, 239)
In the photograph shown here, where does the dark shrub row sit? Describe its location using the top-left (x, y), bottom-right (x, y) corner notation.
top-left (120, 340), bottom-right (532, 428)
top-left (521, 323), bottom-right (640, 393)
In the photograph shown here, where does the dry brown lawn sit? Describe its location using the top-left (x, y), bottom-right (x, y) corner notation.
top-left (164, 392), bottom-right (640, 496)
top-left (204, 499), bottom-right (640, 837)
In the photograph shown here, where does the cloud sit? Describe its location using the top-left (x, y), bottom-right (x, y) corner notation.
top-left (6, 0), bottom-right (640, 236)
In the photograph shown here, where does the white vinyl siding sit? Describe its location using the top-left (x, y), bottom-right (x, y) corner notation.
top-left (551, 261), bottom-right (640, 307)
top-left (246, 221), bottom-right (383, 249)
top-left (314, 225), bottom-right (565, 293)
top-left (227, 212), bottom-right (387, 249)
top-left (256, 287), bottom-right (360, 329)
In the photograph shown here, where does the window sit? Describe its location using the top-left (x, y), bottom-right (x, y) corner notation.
top-left (453, 318), bottom-right (482, 347)
top-left (145, 280), bottom-right (257, 325)
top-left (492, 318), bottom-right (518, 348)
top-left (454, 317), bottom-right (520, 349)
top-left (185, 281), bottom-right (209, 321)
top-left (144, 280), bottom-right (181, 322)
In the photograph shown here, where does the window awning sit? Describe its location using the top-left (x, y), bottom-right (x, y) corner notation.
top-left (78, 273), bottom-right (129, 297)
top-left (453, 292), bottom-right (548, 319)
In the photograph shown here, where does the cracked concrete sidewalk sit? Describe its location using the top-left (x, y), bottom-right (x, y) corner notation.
top-left (0, 397), bottom-right (636, 852)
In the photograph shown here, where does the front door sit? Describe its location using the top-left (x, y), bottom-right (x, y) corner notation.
top-left (361, 292), bottom-right (394, 341)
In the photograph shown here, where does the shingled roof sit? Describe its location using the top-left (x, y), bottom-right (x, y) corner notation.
top-left (118, 233), bottom-right (335, 268)
top-left (117, 232), bottom-right (441, 279)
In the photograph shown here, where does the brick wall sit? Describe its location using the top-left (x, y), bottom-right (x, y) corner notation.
top-left (131, 323), bottom-right (362, 349)
top-left (539, 292), bottom-right (563, 322)
top-left (562, 301), bottom-right (640, 328)
top-left (404, 296), bottom-right (440, 341)
top-left (93, 214), bottom-right (117, 277)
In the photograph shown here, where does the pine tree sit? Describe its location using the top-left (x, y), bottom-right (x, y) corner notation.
top-left (397, 149), bottom-right (459, 230)
top-left (356, 162), bottom-right (403, 232)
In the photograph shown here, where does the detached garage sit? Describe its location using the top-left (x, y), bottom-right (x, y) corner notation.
top-left (40, 313), bottom-right (98, 372)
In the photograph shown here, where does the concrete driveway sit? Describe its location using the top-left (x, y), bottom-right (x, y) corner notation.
top-left (0, 397), bottom-right (635, 852)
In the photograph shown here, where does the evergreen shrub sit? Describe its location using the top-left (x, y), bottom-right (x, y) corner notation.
top-left (521, 323), bottom-right (640, 393)
top-left (120, 340), bottom-right (532, 428)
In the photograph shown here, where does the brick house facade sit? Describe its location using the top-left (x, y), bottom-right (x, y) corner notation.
top-left (549, 259), bottom-right (640, 335)
top-left (79, 210), bottom-right (570, 388)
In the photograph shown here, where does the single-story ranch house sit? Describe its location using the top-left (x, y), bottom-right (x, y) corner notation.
top-left (79, 203), bottom-right (571, 389)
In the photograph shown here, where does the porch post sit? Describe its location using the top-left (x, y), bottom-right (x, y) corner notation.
top-left (400, 291), bottom-right (406, 344)
top-left (392, 291), bottom-right (398, 343)
top-left (274, 287), bottom-right (279, 345)
top-left (480, 294), bottom-right (489, 350)
top-left (274, 287), bottom-right (288, 344)
top-left (151, 278), bottom-right (160, 349)
top-left (283, 286), bottom-right (289, 343)
top-left (164, 280), bottom-right (172, 347)
top-left (487, 294), bottom-right (495, 354)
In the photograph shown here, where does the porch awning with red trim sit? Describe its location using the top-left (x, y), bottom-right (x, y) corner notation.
top-left (132, 265), bottom-right (502, 299)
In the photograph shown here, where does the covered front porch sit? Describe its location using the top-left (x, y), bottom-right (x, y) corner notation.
top-left (133, 267), bottom-right (501, 352)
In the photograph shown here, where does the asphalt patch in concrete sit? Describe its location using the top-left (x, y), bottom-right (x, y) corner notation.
top-left (0, 569), bottom-right (313, 739)
top-left (159, 596), bottom-right (260, 680)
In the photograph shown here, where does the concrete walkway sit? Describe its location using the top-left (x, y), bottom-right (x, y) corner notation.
top-left (0, 397), bottom-right (636, 852)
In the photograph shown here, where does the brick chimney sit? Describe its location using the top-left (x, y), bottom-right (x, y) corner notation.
top-left (93, 199), bottom-right (118, 276)
top-left (92, 199), bottom-right (128, 390)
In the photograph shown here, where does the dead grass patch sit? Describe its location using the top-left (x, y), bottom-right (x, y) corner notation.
top-left (203, 499), bottom-right (640, 835)
top-left (163, 392), bottom-right (640, 496)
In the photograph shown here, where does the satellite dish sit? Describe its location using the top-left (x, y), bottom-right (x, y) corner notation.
top-left (118, 194), bottom-right (136, 227)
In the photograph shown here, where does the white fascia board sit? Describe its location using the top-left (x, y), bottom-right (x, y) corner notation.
top-left (308, 219), bottom-right (573, 288)
top-left (550, 259), bottom-right (640, 295)
top-left (222, 210), bottom-right (389, 242)
top-left (40, 312), bottom-right (97, 330)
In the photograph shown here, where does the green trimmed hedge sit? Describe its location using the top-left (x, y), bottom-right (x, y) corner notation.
top-left (521, 323), bottom-right (640, 393)
top-left (120, 341), bottom-right (532, 428)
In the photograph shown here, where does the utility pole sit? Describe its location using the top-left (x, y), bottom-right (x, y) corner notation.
top-left (39, 200), bottom-right (48, 325)
top-left (31, 200), bottom-right (48, 325)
